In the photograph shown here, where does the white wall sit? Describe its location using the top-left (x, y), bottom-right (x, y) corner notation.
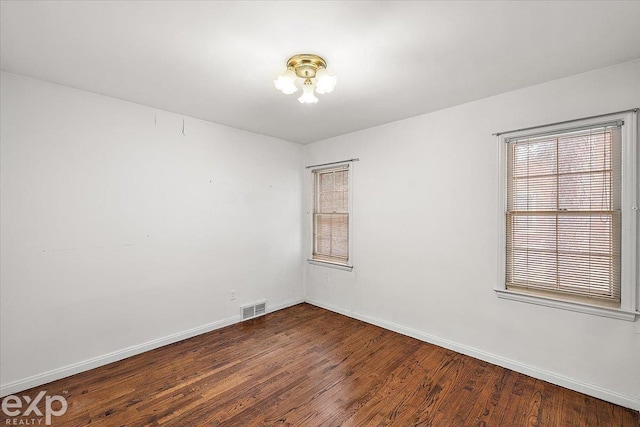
top-left (303, 59), bottom-right (640, 409)
top-left (0, 72), bottom-right (303, 392)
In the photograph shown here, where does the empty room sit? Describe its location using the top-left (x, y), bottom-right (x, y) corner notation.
top-left (1, 1), bottom-right (639, 426)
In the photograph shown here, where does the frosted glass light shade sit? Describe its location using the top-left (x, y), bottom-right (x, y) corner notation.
top-left (315, 68), bottom-right (337, 94)
top-left (298, 81), bottom-right (318, 104)
top-left (274, 69), bottom-right (298, 94)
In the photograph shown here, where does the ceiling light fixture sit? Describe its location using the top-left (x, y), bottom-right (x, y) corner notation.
top-left (274, 54), bottom-right (337, 104)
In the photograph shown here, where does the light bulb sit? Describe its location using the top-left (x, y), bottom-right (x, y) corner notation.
top-left (315, 68), bottom-right (337, 94)
top-left (274, 69), bottom-right (298, 94)
top-left (298, 80), bottom-right (318, 104)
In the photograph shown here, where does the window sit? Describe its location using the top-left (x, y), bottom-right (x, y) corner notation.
top-left (311, 164), bottom-right (352, 269)
top-left (497, 111), bottom-right (637, 321)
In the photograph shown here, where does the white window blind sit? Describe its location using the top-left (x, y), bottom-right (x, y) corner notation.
top-left (505, 122), bottom-right (622, 305)
top-left (313, 165), bottom-right (349, 264)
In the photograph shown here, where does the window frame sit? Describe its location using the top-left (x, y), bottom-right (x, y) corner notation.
top-left (307, 163), bottom-right (354, 271)
top-left (496, 111), bottom-right (638, 321)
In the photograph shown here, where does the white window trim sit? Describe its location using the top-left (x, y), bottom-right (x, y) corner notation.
top-left (496, 111), bottom-right (638, 321)
top-left (307, 258), bottom-right (354, 272)
top-left (307, 162), bottom-right (354, 271)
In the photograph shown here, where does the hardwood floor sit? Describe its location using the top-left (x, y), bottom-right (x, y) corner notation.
top-left (1, 303), bottom-right (638, 426)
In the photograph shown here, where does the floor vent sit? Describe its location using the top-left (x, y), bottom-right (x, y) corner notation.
top-left (241, 301), bottom-right (266, 320)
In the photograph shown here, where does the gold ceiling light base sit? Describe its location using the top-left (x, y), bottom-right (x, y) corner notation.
top-left (287, 54), bottom-right (327, 79)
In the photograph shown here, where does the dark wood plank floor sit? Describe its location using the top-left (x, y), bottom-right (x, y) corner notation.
top-left (1, 303), bottom-right (638, 426)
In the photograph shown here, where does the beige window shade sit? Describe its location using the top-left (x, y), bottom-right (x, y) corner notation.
top-left (506, 123), bottom-right (622, 305)
top-left (313, 165), bottom-right (349, 264)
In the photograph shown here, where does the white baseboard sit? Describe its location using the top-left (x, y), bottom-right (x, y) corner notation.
top-left (0, 298), bottom-right (304, 397)
top-left (304, 298), bottom-right (640, 412)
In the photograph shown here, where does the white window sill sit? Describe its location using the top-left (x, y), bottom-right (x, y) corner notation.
top-left (495, 289), bottom-right (638, 321)
top-left (307, 259), bottom-right (353, 272)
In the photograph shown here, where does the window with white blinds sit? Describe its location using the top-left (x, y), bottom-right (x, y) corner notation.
top-left (505, 122), bottom-right (622, 305)
top-left (312, 165), bottom-right (349, 265)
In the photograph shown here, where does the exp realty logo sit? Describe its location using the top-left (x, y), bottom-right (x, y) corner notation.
top-left (2, 391), bottom-right (67, 425)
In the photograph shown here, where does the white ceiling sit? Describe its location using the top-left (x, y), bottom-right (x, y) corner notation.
top-left (1, 1), bottom-right (639, 144)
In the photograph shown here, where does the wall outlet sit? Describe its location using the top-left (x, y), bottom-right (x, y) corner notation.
top-left (230, 289), bottom-right (236, 301)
